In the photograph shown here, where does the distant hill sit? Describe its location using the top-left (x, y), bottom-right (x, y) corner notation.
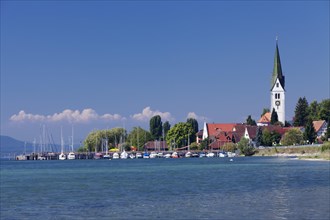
top-left (0, 135), bottom-right (33, 155)
top-left (0, 135), bottom-right (76, 157)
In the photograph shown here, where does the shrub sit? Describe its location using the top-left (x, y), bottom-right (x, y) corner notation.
top-left (321, 142), bottom-right (330, 152)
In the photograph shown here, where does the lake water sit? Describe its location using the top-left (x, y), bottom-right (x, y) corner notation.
top-left (1, 157), bottom-right (329, 220)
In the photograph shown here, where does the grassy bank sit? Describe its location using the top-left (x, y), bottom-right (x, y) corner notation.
top-left (255, 144), bottom-right (330, 161)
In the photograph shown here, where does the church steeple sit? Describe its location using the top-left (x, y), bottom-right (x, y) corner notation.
top-left (271, 39), bottom-right (285, 90)
top-left (270, 37), bottom-right (286, 125)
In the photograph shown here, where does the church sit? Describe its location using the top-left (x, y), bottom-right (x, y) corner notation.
top-left (270, 39), bottom-right (286, 124)
top-left (258, 40), bottom-right (286, 126)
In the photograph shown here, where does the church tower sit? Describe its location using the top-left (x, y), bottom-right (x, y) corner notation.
top-left (270, 39), bottom-right (285, 124)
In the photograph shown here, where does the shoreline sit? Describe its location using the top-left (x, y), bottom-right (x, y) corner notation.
top-left (255, 146), bottom-right (330, 161)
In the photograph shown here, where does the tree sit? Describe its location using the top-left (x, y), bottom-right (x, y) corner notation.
top-left (284, 121), bottom-right (291, 127)
top-left (293, 97), bottom-right (309, 127)
top-left (82, 128), bottom-right (126, 152)
top-left (261, 129), bottom-right (272, 146)
top-left (166, 122), bottom-right (194, 149)
top-left (163, 121), bottom-right (171, 140)
top-left (255, 126), bottom-right (262, 147)
top-left (150, 115), bottom-right (162, 140)
top-left (186, 118), bottom-right (199, 143)
top-left (325, 118), bottom-right (330, 141)
top-left (281, 128), bottom-right (304, 146)
top-left (270, 108), bottom-right (279, 125)
top-left (318, 99), bottom-right (330, 121)
top-left (222, 142), bottom-right (237, 152)
top-left (237, 137), bottom-right (255, 156)
top-left (246, 115), bottom-right (257, 126)
top-left (200, 138), bottom-right (210, 150)
top-left (271, 131), bottom-right (282, 145)
top-left (308, 100), bottom-right (319, 121)
top-left (127, 127), bottom-right (153, 151)
top-left (303, 118), bottom-right (317, 144)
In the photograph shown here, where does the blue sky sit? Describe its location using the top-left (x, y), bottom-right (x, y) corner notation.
top-left (1, 1), bottom-right (329, 144)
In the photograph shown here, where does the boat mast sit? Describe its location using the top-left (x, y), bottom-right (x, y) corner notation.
top-left (61, 127), bottom-right (64, 154)
top-left (71, 125), bottom-right (74, 152)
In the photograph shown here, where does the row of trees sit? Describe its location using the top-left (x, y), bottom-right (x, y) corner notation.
top-left (246, 98), bottom-right (330, 127)
top-left (293, 98), bottom-right (330, 127)
top-left (79, 115), bottom-right (199, 152)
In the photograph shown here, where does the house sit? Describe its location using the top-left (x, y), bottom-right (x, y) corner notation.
top-left (202, 123), bottom-right (259, 149)
top-left (144, 141), bottom-right (168, 151)
top-left (202, 122), bottom-right (238, 140)
top-left (196, 130), bottom-right (203, 143)
top-left (257, 112), bottom-right (271, 126)
top-left (313, 120), bottom-right (328, 139)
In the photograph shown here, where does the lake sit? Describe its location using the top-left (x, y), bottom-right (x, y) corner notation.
top-left (1, 157), bottom-right (329, 219)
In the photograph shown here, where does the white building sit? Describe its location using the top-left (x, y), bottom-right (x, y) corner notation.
top-left (270, 39), bottom-right (286, 124)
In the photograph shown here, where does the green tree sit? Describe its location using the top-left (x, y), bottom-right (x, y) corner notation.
top-left (293, 97), bottom-right (309, 126)
top-left (222, 142), bottom-right (237, 152)
top-left (281, 128), bottom-right (304, 146)
top-left (186, 118), bottom-right (199, 143)
top-left (237, 137), bottom-right (255, 156)
top-left (318, 99), bottom-right (330, 121)
top-left (246, 115), bottom-right (257, 126)
top-left (308, 100), bottom-right (320, 121)
top-left (270, 108), bottom-right (279, 125)
top-left (82, 128), bottom-right (126, 152)
top-left (199, 138), bottom-right (210, 150)
top-left (255, 127), bottom-right (262, 147)
top-left (163, 121), bottom-right (171, 139)
top-left (271, 130), bottom-right (282, 145)
top-left (284, 121), bottom-right (291, 127)
top-left (127, 127), bottom-right (153, 151)
top-left (261, 129), bottom-right (272, 146)
top-left (150, 115), bottom-right (162, 140)
top-left (166, 122), bottom-right (194, 149)
top-left (325, 118), bottom-right (330, 141)
top-left (303, 118), bottom-right (317, 144)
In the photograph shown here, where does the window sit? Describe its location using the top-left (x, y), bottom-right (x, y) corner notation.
top-left (276, 83), bottom-right (279, 87)
top-left (278, 94), bottom-right (280, 99)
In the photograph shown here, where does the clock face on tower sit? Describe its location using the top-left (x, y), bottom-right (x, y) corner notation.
top-left (275, 100), bottom-right (280, 106)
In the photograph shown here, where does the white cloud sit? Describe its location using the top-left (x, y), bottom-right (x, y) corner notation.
top-left (10, 110), bottom-right (46, 122)
top-left (186, 112), bottom-right (207, 121)
top-left (10, 109), bottom-right (124, 123)
top-left (131, 107), bottom-right (174, 122)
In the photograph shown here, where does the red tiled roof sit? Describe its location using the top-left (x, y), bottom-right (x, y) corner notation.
top-left (207, 123), bottom-right (238, 137)
top-left (258, 112), bottom-right (271, 123)
top-left (313, 120), bottom-right (326, 133)
top-left (246, 126), bottom-right (258, 139)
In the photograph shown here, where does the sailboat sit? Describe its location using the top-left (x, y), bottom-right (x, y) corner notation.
top-left (103, 139), bottom-right (110, 160)
top-left (67, 126), bottom-right (75, 160)
top-left (59, 127), bottom-right (66, 160)
top-left (120, 150), bottom-right (128, 159)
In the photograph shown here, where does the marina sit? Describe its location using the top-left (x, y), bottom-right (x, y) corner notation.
top-left (12, 150), bottom-right (237, 161)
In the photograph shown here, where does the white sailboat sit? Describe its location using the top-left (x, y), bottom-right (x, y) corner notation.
top-left (120, 150), bottom-right (128, 159)
top-left (103, 139), bottom-right (110, 159)
top-left (67, 126), bottom-right (75, 160)
top-left (59, 127), bottom-right (66, 160)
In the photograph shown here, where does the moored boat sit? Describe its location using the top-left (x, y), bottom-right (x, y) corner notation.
top-left (120, 150), bottom-right (128, 159)
top-left (112, 152), bottom-right (119, 159)
top-left (143, 152), bottom-right (150, 159)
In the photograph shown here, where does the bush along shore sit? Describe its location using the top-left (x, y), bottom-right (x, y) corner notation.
top-left (254, 142), bottom-right (330, 160)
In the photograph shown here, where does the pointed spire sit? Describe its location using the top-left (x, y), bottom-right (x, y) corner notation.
top-left (271, 38), bottom-right (285, 89)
